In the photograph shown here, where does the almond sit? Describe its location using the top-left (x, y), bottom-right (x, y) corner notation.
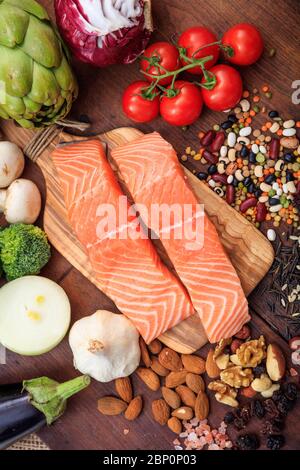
top-left (185, 373), bottom-right (205, 394)
top-left (195, 391), bottom-right (209, 420)
top-left (139, 337), bottom-right (152, 368)
top-left (171, 406), bottom-right (194, 420)
top-left (161, 386), bottom-right (181, 409)
top-left (98, 397), bottom-right (127, 416)
top-left (181, 354), bottom-right (206, 374)
top-left (206, 349), bottom-right (221, 379)
top-left (151, 356), bottom-right (169, 376)
top-left (266, 343), bottom-right (286, 381)
top-left (175, 385), bottom-right (196, 408)
top-left (115, 377), bottom-right (133, 403)
top-left (159, 347), bottom-right (183, 371)
top-left (148, 339), bottom-right (162, 355)
top-left (167, 417), bottom-right (182, 434)
top-left (136, 367), bottom-right (160, 391)
top-left (165, 370), bottom-right (188, 388)
top-left (152, 399), bottom-right (170, 425)
top-left (124, 396), bottom-right (143, 421)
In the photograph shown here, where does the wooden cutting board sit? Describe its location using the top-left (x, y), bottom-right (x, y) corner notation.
top-left (0, 122), bottom-right (274, 353)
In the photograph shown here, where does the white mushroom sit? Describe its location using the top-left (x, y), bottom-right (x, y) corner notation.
top-left (69, 310), bottom-right (141, 382)
top-left (0, 141), bottom-right (25, 188)
top-left (0, 178), bottom-right (41, 224)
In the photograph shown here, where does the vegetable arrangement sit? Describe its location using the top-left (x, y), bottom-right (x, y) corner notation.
top-left (122, 23), bottom-right (264, 126)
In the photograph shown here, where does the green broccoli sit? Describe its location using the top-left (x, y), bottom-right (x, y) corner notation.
top-left (0, 224), bottom-right (51, 281)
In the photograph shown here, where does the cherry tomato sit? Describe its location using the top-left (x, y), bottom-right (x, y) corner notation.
top-left (140, 42), bottom-right (180, 85)
top-left (201, 64), bottom-right (243, 111)
top-left (160, 80), bottom-right (203, 126)
top-left (222, 23), bottom-right (264, 66)
top-left (178, 26), bottom-right (220, 75)
top-left (122, 81), bottom-right (160, 123)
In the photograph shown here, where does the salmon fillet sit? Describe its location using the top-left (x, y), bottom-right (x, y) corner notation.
top-left (111, 132), bottom-right (250, 342)
top-left (52, 139), bottom-right (194, 343)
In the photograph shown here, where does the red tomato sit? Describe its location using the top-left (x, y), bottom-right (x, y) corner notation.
top-left (201, 64), bottom-right (243, 111)
top-left (122, 81), bottom-right (160, 123)
top-left (222, 23), bottom-right (264, 65)
top-left (160, 80), bottom-right (203, 126)
top-left (178, 26), bottom-right (220, 74)
top-left (140, 42), bottom-right (180, 85)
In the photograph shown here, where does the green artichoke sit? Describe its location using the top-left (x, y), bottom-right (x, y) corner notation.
top-left (0, 0), bottom-right (78, 128)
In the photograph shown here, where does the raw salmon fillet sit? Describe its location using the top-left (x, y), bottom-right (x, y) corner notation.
top-left (52, 139), bottom-right (194, 343)
top-left (111, 132), bottom-right (250, 342)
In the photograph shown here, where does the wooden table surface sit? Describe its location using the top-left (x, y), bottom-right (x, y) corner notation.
top-left (1, 0), bottom-right (300, 450)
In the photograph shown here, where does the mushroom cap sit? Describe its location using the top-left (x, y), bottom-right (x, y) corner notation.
top-left (5, 179), bottom-right (41, 224)
top-left (69, 310), bottom-right (141, 382)
top-left (0, 142), bottom-right (25, 188)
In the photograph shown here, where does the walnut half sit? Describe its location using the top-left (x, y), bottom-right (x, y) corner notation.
top-left (208, 380), bottom-right (239, 407)
top-left (220, 365), bottom-right (253, 388)
top-left (236, 335), bottom-right (266, 368)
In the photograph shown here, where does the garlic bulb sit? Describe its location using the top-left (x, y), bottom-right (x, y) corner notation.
top-left (69, 310), bottom-right (140, 382)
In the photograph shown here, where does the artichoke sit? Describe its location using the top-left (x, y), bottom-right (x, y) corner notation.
top-left (0, 0), bottom-right (78, 128)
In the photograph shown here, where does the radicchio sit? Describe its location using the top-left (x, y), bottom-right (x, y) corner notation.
top-left (54, 0), bottom-right (153, 67)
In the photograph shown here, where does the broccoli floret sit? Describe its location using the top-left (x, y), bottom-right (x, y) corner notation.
top-left (0, 224), bottom-right (51, 281)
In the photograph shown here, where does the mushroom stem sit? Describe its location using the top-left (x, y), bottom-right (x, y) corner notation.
top-left (0, 189), bottom-right (6, 212)
top-left (88, 339), bottom-right (104, 353)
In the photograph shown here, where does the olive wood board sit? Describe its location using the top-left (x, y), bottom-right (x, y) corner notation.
top-left (0, 122), bottom-right (275, 353)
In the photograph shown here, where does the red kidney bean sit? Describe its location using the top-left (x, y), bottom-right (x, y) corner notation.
top-left (296, 181), bottom-right (300, 195)
top-left (212, 173), bottom-right (228, 184)
top-left (226, 185), bottom-right (235, 204)
top-left (203, 150), bottom-right (218, 164)
top-left (240, 197), bottom-right (258, 213)
top-left (269, 138), bottom-right (280, 160)
top-left (210, 131), bottom-right (225, 153)
top-left (256, 202), bottom-right (267, 222)
top-left (200, 130), bottom-right (215, 147)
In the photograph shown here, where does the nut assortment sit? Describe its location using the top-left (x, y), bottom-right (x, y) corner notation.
top-left (97, 327), bottom-right (299, 450)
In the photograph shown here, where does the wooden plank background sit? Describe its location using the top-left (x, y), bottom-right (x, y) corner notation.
top-left (1, 0), bottom-right (299, 450)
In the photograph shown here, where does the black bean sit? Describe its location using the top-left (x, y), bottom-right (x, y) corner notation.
top-left (208, 164), bottom-right (217, 175)
top-left (221, 120), bottom-right (233, 130)
top-left (243, 177), bottom-right (252, 186)
top-left (232, 177), bottom-right (239, 187)
top-left (249, 151), bottom-right (257, 163)
top-left (197, 172), bottom-right (208, 181)
top-left (269, 197), bottom-right (280, 206)
top-left (254, 189), bottom-right (262, 198)
top-left (284, 153), bottom-right (295, 163)
top-left (227, 114), bottom-right (238, 123)
top-left (268, 110), bottom-right (279, 118)
top-left (240, 145), bottom-right (249, 158)
top-left (265, 174), bottom-right (276, 184)
top-left (286, 171), bottom-right (294, 182)
top-left (248, 183), bottom-right (255, 193)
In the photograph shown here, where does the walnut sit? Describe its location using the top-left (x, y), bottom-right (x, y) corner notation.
top-left (208, 380), bottom-right (232, 395)
top-left (215, 392), bottom-right (239, 407)
top-left (220, 365), bottom-right (253, 388)
top-left (214, 337), bottom-right (232, 359)
top-left (236, 335), bottom-right (266, 368)
top-left (208, 380), bottom-right (238, 407)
